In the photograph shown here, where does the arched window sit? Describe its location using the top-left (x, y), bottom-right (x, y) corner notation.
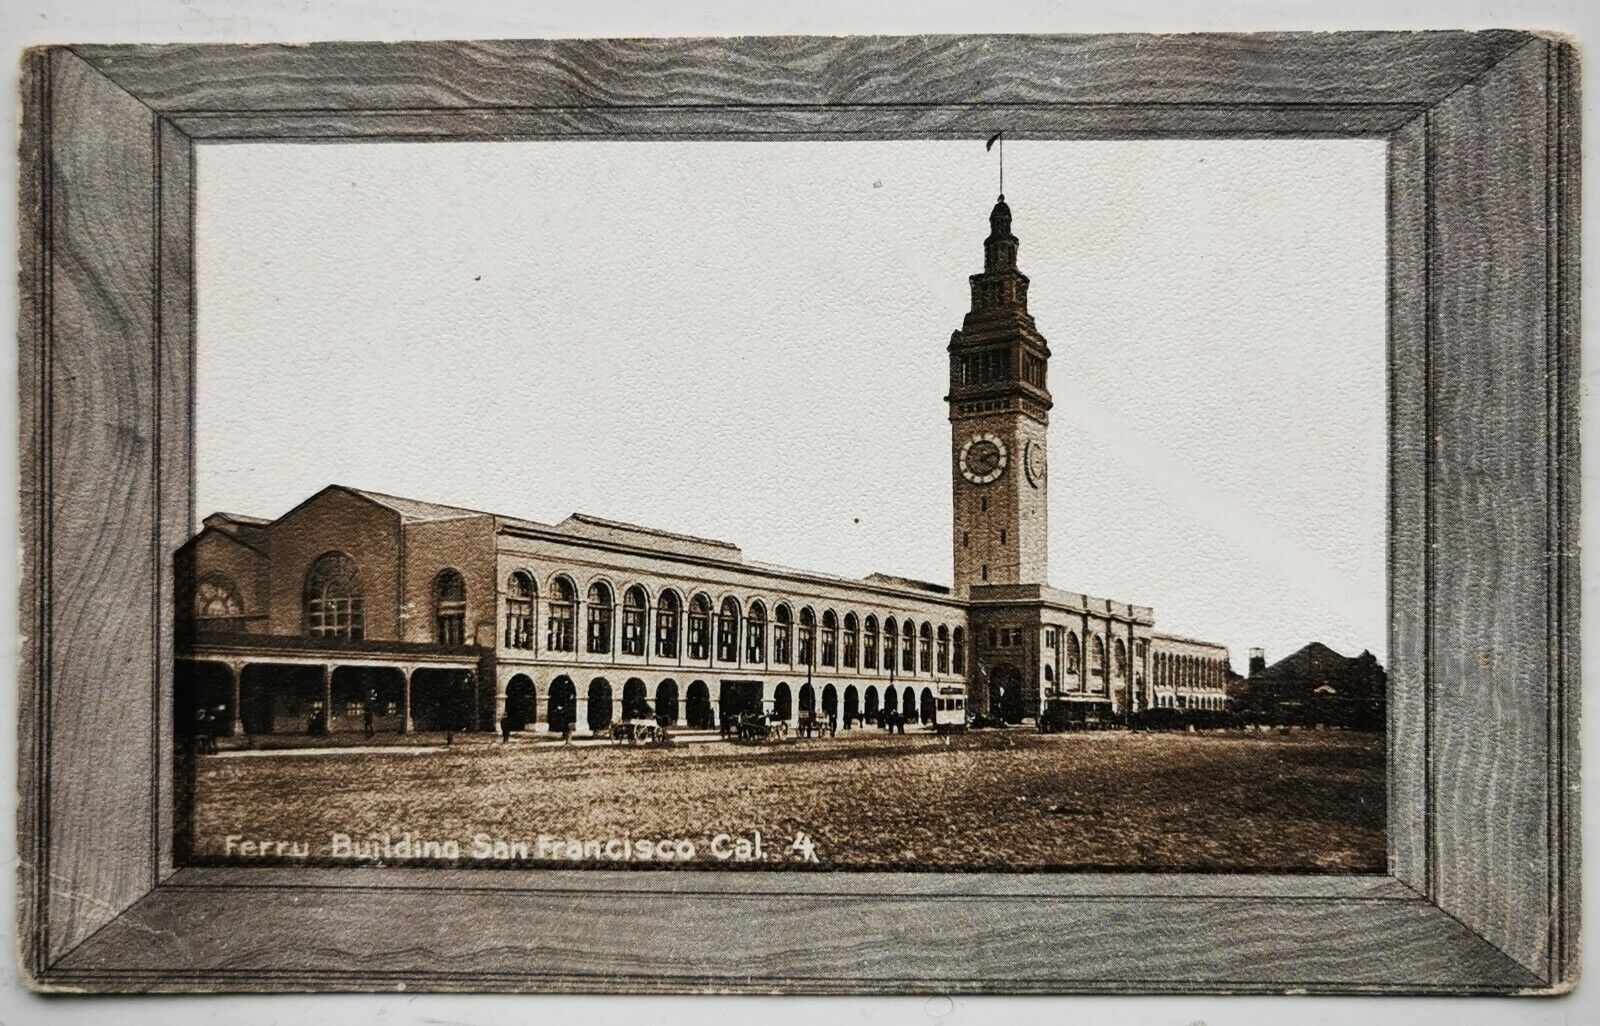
top-left (194, 574), bottom-right (243, 618)
top-left (918, 622), bottom-right (933, 673)
top-left (687, 594), bottom-right (712, 660)
top-left (862, 614), bottom-right (880, 668)
top-left (547, 576), bottom-right (577, 652)
top-left (936, 625), bottom-right (950, 673)
top-left (1066, 631), bottom-right (1082, 676)
top-left (654, 590), bottom-right (681, 659)
top-left (434, 569), bottom-right (467, 645)
top-left (1114, 637), bottom-right (1128, 680)
top-left (881, 617), bottom-right (897, 671)
top-left (585, 582), bottom-right (614, 654)
top-left (820, 610), bottom-right (838, 667)
top-left (1090, 635), bottom-right (1107, 682)
top-left (504, 571), bottom-right (535, 649)
top-left (621, 585), bottom-right (647, 656)
top-left (716, 597), bottom-right (740, 662)
top-left (797, 607), bottom-right (816, 667)
top-left (304, 553), bottom-right (363, 639)
top-left (843, 613), bottom-right (860, 668)
top-left (772, 604), bottom-right (793, 664)
top-left (900, 620), bottom-right (915, 673)
top-left (746, 601), bottom-right (768, 664)
top-left (953, 626), bottom-right (966, 673)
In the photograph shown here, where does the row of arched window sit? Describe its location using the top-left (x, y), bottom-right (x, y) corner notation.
top-left (1153, 651), bottom-right (1226, 691)
top-left (503, 570), bottom-right (966, 676)
top-left (1042, 627), bottom-right (1147, 686)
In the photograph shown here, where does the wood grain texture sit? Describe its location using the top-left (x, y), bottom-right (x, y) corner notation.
top-left (169, 103), bottom-right (1419, 142)
top-left (20, 48), bottom-right (163, 970)
top-left (14, 31), bottom-right (1580, 994)
top-left (47, 877), bottom-right (1542, 994)
top-left (68, 33), bottom-right (1532, 112)
top-left (1425, 38), bottom-right (1563, 979)
top-left (1386, 114), bottom-right (1428, 894)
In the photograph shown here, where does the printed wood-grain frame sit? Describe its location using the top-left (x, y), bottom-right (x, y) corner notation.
top-left (15, 31), bottom-right (1580, 994)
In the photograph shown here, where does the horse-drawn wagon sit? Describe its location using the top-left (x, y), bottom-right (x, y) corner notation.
top-left (611, 718), bottom-right (665, 745)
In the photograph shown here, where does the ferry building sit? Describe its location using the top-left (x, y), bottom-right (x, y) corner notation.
top-left (175, 195), bottom-right (1232, 737)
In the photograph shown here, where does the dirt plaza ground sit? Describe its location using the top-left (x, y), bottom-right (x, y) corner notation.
top-left (186, 728), bottom-right (1385, 873)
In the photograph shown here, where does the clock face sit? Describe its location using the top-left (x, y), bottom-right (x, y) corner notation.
top-left (1025, 440), bottom-right (1047, 487)
top-left (959, 433), bottom-right (1009, 485)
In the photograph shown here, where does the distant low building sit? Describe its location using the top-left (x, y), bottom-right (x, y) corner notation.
top-left (1235, 643), bottom-right (1386, 729)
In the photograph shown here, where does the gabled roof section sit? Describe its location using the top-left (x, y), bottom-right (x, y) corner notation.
top-left (196, 512), bottom-right (270, 553)
top-left (555, 512), bottom-right (742, 563)
top-left (343, 487), bottom-right (494, 523)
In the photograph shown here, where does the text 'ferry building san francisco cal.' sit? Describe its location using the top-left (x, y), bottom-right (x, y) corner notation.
top-left (175, 194), bottom-right (1233, 738)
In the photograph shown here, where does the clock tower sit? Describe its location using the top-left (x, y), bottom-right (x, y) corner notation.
top-left (946, 194), bottom-right (1052, 595)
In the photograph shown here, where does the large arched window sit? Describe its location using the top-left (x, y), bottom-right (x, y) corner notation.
top-left (952, 626), bottom-right (966, 673)
top-left (746, 601), bottom-right (768, 664)
top-left (936, 625), bottom-right (950, 673)
top-left (772, 604), bottom-right (793, 664)
top-left (797, 607), bottom-right (816, 667)
top-left (862, 614), bottom-right (879, 668)
top-left (1090, 635), bottom-right (1107, 684)
top-left (881, 617), bottom-right (897, 671)
top-left (434, 568), bottom-right (467, 645)
top-left (621, 585), bottom-right (647, 656)
top-left (504, 571), bottom-right (535, 649)
top-left (1066, 631), bottom-right (1082, 676)
top-left (195, 574), bottom-right (243, 618)
top-left (842, 613), bottom-right (860, 668)
top-left (820, 610), bottom-right (838, 667)
top-left (900, 620), bottom-right (916, 673)
top-left (1113, 637), bottom-right (1129, 680)
top-left (654, 590), bottom-right (681, 659)
top-left (585, 581), bottom-right (614, 654)
top-left (687, 593), bottom-right (712, 660)
top-left (716, 597), bottom-right (741, 662)
top-left (547, 576), bottom-right (577, 652)
top-left (919, 622), bottom-right (934, 673)
top-left (304, 553), bottom-right (363, 639)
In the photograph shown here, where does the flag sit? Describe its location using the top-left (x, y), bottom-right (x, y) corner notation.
top-left (985, 131), bottom-right (1004, 151)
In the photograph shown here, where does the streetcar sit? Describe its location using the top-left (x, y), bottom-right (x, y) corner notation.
top-left (932, 685), bottom-right (969, 734)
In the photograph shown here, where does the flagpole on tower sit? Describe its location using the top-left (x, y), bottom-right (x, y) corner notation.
top-left (986, 130), bottom-right (1005, 195)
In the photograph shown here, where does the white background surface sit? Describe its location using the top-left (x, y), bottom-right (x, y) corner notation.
top-left (1, 2), bottom-right (1595, 1024)
top-left (197, 138), bottom-right (1385, 666)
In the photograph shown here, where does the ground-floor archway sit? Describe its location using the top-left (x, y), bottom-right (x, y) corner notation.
top-left (330, 665), bottom-right (405, 733)
top-left (844, 685), bottom-right (859, 729)
top-left (772, 682), bottom-right (792, 721)
top-left (799, 683), bottom-right (816, 715)
top-left (239, 663), bottom-right (323, 734)
top-left (410, 668), bottom-right (476, 732)
top-left (821, 684), bottom-right (837, 724)
top-left (506, 674), bottom-right (536, 730)
top-left (176, 660), bottom-right (236, 741)
top-left (588, 677), bottom-right (614, 732)
top-left (990, 664), bottom-right (1025, 723)
top-left (882, 685), bottom-right (898, 718)
top-left (655, 678), bottom-right (679, 727)
top-left (623, 677), bottom-right (650, 721)
top-left (920, 687), bottom-right (935, 724)
top-left (548, 675), bottom-right (577, 733)
top-left (686, 680), bottom-right (714, 729)
top-left (903, 686), bottom-right (917, 720)
top-left (864, 686), bottom-right (880, 724)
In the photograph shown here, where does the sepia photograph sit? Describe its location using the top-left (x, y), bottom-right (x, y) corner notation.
top-left (174, 137), bottom-right (1388, 874)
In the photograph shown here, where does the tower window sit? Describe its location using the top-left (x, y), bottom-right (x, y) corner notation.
top-left (999, 529), bottom-right (1007, 546)
top-left (980, 496), bottom-right (988, 512)
top-left (962, 530), bottom-right (969, 547)
top-left (981, 564), bottom-right (989, 581)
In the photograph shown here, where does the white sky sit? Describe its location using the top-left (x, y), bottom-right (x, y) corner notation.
top-left (196, 139), bottom-right (1387, 667)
